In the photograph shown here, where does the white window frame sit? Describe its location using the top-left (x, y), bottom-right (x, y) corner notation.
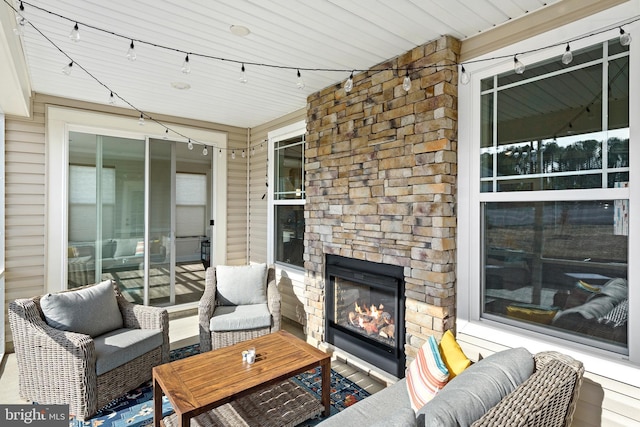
top-left (267, 120), bottom-right (306, 272)
top-left (457, 4), bottom-right (640, 385)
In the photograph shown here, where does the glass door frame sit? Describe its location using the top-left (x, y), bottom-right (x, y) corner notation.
top-left (46, 106), bottom-right (227, 300)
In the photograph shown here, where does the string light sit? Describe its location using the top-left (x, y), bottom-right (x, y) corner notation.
top-left (459, 64), bottom-right (470, 85)
top-left (108, 91), bottom-right (115, 105)
top-left (69, 22), bottom-right (80, 42)
top-left (231, 150), bottom-right (236, 159)
top-left (240, 63), bottom-right (248, 83)
top-left (62, 61), bottom-right (73, 75)
top-left (7, 0), bottom-right (637, 161)
top-left (402, 70), bottom-right (411, 92)
top-left (202, 145), bottom-right (208, 156)
top-left (188, 139), bottom-right (193, 150)
top-left (296, 69), bottom-right (305, 89)
top-left (127, 40), bottom-right (136, 61)
top-left (241, 150), bottom-right (246, 158)
top-left (13, 1), bottom-right (26, 36)
top-left (219, 149), bottom-right (222, 157)
top-left (344, 71), bottom-right (354, 93)
top-left (163, 129), bottom-right (169, 139)
top-left (513, 55), bottom-right (526, 74)
top-left (561, 43), bottom-right (573, 65)
top-left (181, 54), bottom-right (191, 74)
top-left (619, 27), bottom-right (632, 46)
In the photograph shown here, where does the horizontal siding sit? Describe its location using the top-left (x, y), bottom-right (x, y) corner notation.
top-left (3, 103), bottom-right (46, 348)
top-left (225, 126), bottom-right (248, 265)
top-left (457, 333), bottom-right (640, 427)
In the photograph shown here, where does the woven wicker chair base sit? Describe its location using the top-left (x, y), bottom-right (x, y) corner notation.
top-left (210, 327), bottom-right (271, 351)
top-left (161, 379), bottom-right (323, 427)
top-left (96, 346), bottom-right (163, 411)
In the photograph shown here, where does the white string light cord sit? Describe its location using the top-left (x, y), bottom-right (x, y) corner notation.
top-left (6, 0), bottom-right (639, 152)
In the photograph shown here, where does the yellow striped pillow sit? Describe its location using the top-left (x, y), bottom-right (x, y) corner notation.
top-left (406, 335), bottom-right (450, 412)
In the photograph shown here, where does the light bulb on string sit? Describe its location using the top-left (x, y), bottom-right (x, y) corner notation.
top-left (402, 70), bottom-right (411, 92)
top-left (240, 64), bottom-right (248, 83)
top-left (188, 139), bottom-right (193, 150)
top-left (561, 43), bottom-right (573, 65)
top-left (251, 147), bottom-right (255, 157)
top-left (163, 129), bottom-right (169, 140)
top-left (181, 55), bottom-right (191, 74)
top-left (69, 22), bottom-right (80, 42)
top-left (344, 71), bottom-right (354, 93)
top-left (127, 40), bottom-right (136, 61)
top-left (202, 146), bottom-right (208, 156)
top-left (231, 150), bottom-right (236, 160)
top-left (13, 1), bottom-right (27, 36)
top-left (219, 149), bottom-right (222, 158)
top-left (619, 28), bottom-right (632, 46)
top-left (242, 150), bottom-right (246, 158)
top-left (513, 55), bottom-right (525, 75)
top-left (296, 69), bottom-right (305, 89)
top-left (62, 61), bottom-right (73, 75)
top-left (138, 113), bottom-right (145, 125)
top-left (108, 92), bottom-right (115, 105)
top-left (459, 65), bottom-right (470, 85)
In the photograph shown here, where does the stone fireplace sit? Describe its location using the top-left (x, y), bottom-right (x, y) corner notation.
top-left (304, 35), bottom-right (459, 375)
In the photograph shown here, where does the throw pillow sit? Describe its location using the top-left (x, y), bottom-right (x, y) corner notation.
top-left (41, 280), bottom-right (124, 337)
top-left (216, 263), bottom-right (268, 306)
top-left (418, 347), bottom-right (534, 426)
top-left (406, 335), bottom-right (449, 412)
top-left (438, 330), bottom-right (471, 379)
top-left (506, 304), bottom-right (558, 325)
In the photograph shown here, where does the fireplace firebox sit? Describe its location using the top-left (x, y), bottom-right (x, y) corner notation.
top-left (325, 255), bottom-right (405, 378)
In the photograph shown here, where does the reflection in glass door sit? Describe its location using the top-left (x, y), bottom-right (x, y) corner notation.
top-left (67, 131), bottom-right (211, 307)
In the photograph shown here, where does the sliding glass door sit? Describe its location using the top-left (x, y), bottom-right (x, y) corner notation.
top-left (67, 131), bottom-right (212, 307)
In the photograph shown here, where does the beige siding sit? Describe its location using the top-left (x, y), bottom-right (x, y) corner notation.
top-left (3, 94), bottom-right (248, 348)
top-left (4, 101), bottom-right (46, 348)
top-left (248, 108), bottom-right (306, 323)
top-left (456, 333), bottom-right (640, 427)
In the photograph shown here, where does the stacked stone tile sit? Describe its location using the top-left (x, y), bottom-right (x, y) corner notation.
top-left (304, 36), bottom-right (459, 363)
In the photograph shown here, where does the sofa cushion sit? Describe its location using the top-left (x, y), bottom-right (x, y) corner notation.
top-left (371, 407), bottom-right (416, 427)
top-left (315, 379), bottom-right (412, 427)
top-left (114, 238), bottom-right (141, 258)
top-left (438, 330), bottom-right (471, 379)
top-left (418, 347), bottom-right (534, 427)
top-left (41, 280), bottom-right (123, 338)
top-left (94, 328), bottom-right (163, 375)
top-left (209, 304), bottom-right (271, 331)
top-left (216, 263), bottom-right (268, 306)
top-left (406, 335), bottom-right (449, 412)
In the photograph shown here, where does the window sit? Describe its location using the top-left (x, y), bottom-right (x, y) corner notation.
top-left (269, 122), bottom-right (306, 268)
top-left (478, 39), bottom-right (630, 353)
top-left (176, 173), bottom-right (207, 237)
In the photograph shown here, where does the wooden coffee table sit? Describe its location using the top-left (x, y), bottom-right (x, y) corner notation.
top-left (153, 330), bottom-right (331, 427)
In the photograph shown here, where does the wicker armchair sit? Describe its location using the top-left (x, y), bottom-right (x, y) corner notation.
top-left (8, 280), bottom-right (169, 420)
top-left (199, 265), bottom-right (281, 352)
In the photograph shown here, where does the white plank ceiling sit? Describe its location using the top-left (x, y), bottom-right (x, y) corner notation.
top-left (7, 0), bottom-right (558, 128)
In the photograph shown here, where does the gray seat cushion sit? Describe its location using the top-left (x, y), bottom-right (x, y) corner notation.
top-left (40, 280), bottom-right (123, 338)
top-left (317, 378), bottom-right (412, 427)
top-left (94, 328), bottom-right (163, 375)
top-left (418, 347), bottom-right (534, 427)
top-left (209, 304), bottom-right (272, 331)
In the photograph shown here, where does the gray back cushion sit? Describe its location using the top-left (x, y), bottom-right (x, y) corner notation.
top-left (41, 280), bottom-right (123, 337)
top-left (418, 347), bottom-right (534, 427)
top-left (216, 263), bottom-right (268, 306)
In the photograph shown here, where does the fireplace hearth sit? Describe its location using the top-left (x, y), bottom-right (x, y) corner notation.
top-left (325, 255), bottom-right (405, 378)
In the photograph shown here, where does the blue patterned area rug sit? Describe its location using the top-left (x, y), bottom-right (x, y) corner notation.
top-left (70, 343), bottom-right (370, 426)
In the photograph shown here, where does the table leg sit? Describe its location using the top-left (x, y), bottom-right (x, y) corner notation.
top-left (321, 359), bottom-right (331, 417)
top-left (153, 378), bottom-right (162, 427)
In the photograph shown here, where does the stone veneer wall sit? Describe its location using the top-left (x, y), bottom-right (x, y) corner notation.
top-left (304, 35), bottom-right (459, 363)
